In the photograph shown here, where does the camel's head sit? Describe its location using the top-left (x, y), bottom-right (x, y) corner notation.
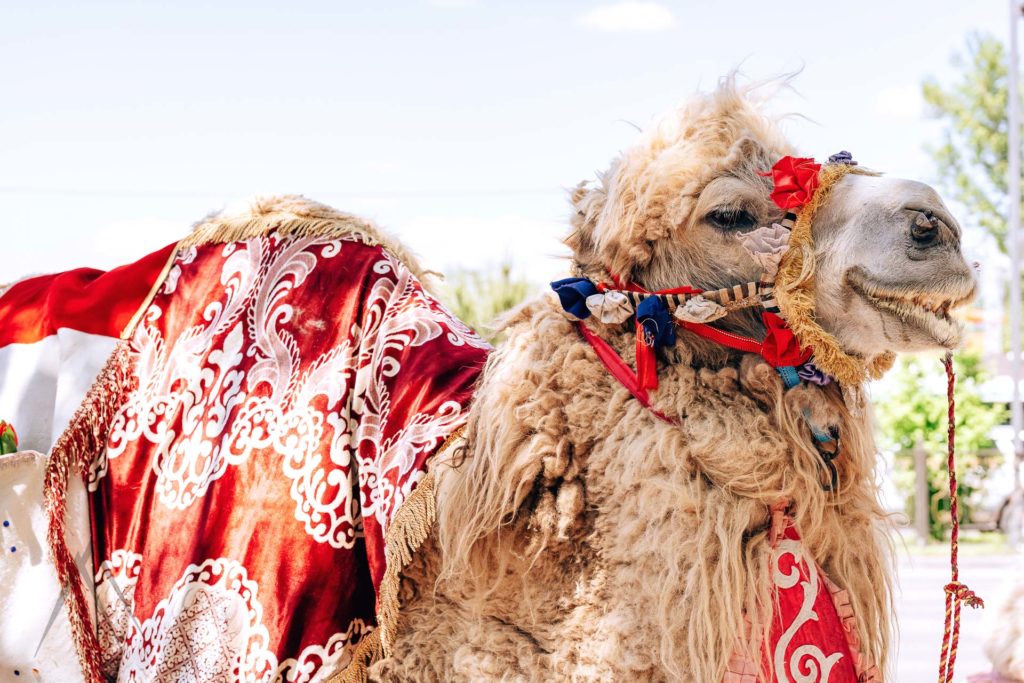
top-left (567, 79), bottom-right (976, 381)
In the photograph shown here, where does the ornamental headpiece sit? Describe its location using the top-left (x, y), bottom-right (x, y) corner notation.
top-left (552, 151), bottom-right (894, 392)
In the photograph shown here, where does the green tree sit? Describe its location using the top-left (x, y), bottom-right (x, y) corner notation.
top-left (440, 261), bottom-right (536, 345)
top-left (875, 352), bottom-right (1005, 539)
top-left (922, 33), bottom-right (1017, 251)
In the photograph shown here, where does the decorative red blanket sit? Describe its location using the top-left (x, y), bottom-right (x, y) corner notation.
top-left (61, 200), bottom-right (491, 681)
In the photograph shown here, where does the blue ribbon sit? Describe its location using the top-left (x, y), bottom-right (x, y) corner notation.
top-left (777, 365), bottom-right (801, 389)
top-left (550, 277), bottom-right (599, 319)
top-left (636, 296), bottom-right (675, 347)
top-left (827, 150), bottom-right (857, 165)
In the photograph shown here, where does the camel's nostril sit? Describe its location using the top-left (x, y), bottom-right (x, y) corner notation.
top-left (911, 212), bottom-right (940, 247)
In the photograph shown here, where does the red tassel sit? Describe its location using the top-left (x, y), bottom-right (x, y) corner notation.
top-left (635, 320), bottom-right (658, 390)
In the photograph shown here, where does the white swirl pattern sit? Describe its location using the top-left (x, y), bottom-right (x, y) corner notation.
top-left (92, 234), bottom-right (485, 546)
top-left (771, 539), bottom-right (845, 682)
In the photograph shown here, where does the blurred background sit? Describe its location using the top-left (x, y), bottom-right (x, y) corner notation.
top-left (4, 2), bottom-right (1023, 679)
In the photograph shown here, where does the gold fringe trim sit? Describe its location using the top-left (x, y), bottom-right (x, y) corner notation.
top-left (44, 341), bottom-right (137, 683)
top-left (136, 195), bottom-right (441, 337)
top-left (328, 427), bottom-right (466, 682)
top-left (332, 629), bottom-right (384, 683)
top-left (376, 471), bottom-right (438, 656)
top-left (179, 195), bottom-right (432, 285)
top-left (774, 164), bottom-right (896, 386)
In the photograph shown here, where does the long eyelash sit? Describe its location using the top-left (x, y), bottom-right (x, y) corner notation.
top-left (707, 208), bottom-right (755, 229)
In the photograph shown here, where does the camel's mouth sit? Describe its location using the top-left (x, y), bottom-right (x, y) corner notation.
top-left (846, 269), bottom-right (975, 348)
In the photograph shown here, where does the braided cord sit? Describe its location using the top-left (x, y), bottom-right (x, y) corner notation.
top-left (937, 352), bottom-right (984, 683)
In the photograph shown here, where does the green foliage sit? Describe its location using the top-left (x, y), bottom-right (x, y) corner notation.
top-left (875, 352), bottom-right (1005, 538)
top-left (440, 261), bottom-right (536, 345)
top-left (922, 33), bottom-right (1018, 251)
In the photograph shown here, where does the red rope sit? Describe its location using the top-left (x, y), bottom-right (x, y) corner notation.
top-left (937, 352), bottom-right (984, 683)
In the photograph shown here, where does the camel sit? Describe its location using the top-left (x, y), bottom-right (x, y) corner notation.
top-left (349, 79), bottom-right (977, 682)
top-left (0, 77), bottom-right (977, 683)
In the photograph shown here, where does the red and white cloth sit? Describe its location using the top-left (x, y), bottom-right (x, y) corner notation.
top-left (86, 232), bottom-right (489, 680)
top-left (0, 244), bottom-right (174, 682)
top-left (725, 509), bottom-right (879, 683)
top-left (0, 213), bottom-right (491, 681)
top-left (0, 244), bottom-right (175, 454)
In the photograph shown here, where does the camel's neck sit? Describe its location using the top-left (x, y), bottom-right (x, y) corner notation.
top-left (433, 296), bottom-right (892, 680)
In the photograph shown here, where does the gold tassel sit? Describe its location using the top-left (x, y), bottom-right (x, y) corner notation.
top-left (179, 195), bottom-right (434, 287)
top-left (331, 629), bottom-right (384, 683)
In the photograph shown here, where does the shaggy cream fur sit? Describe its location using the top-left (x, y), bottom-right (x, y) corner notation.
top-left (394, 297), bottom-right (892, 682)
top-left (349, 76), bottom-right (974, 682)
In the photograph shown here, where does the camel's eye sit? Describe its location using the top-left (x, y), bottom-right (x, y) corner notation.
top-left (705, 207), bottom-right (757, 231)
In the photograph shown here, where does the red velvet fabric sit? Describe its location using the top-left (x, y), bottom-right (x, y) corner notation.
top-left (87, 234), bottom-right (490, 680)
top-left (0, 243), bottom-right (175, 346)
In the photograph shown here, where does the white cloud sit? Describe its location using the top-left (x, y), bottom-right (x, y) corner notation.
top-left (577, 2), bottom-right (676, 32)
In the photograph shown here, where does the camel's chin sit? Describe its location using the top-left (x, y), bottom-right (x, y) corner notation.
top-left (845, 271), bottom-right (967, 350)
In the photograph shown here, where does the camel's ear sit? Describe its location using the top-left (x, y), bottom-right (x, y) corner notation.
top-left (565, 177), bottom-right (608, 275)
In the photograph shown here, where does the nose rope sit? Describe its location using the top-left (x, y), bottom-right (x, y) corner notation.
top-left (937, 352), bottom-right (984, 683)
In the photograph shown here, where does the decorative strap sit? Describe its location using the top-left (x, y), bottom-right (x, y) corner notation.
top-left (577, 321), bottom-right (677, 424)
top-left (777, 366), bottom-right (800, 389)
top-left (675, 320), bottom-right (761, 356)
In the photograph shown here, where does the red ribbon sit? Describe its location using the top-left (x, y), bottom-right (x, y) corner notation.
top-left (577, 321), bottom-right (676, 424)
top-left (635, 320), bottom-right (659, 390)
top-left (761, 156), bottom-right (822, 211)
top-left (760, 311), bottom-right (812, 367)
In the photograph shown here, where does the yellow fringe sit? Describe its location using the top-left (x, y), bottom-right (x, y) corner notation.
top-left (377, 471), bottom-right (438, 656)
top-left (328, 427), bottom-right (466, 682)
top-left (45, 342), bottom-right (138, 683)
top-left (774, 164), bottom-right (895, 386)
top-left (179, 195), bottom-right (433, 285)
top-left (332, 629), bottom-right (384, 683)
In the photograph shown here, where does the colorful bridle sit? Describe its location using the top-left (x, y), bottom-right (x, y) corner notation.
top-left (551, 151), bottom-right (884, 387)
top-left (551, 152), bottom-right (875, 488)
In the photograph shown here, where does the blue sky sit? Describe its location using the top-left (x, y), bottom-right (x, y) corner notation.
top-left (0, 1), bottom-right (1010, 283)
